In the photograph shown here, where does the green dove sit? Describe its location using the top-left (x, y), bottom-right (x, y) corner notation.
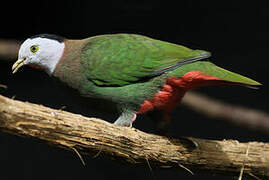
top-left (12, 33), bottom-right (261, 127)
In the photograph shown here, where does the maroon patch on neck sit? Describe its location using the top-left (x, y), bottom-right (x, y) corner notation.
top-left (28, 64), bottom-right (45, 71)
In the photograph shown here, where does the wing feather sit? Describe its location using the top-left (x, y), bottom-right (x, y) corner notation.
top-left (81, 34), bottom-right (210, 86)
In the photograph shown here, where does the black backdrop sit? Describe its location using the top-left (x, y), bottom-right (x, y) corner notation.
top-left (0, 1), bottom-right (268, 179)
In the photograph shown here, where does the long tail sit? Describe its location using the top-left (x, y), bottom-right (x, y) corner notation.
top-left (168, 61), bottom-right (261, 89)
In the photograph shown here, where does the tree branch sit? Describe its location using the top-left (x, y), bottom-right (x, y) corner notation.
top-left (0, 94), bottom-right (269, 178)
top-left (182, 92), bottom-right (269, 134)
top-left (0, 39), bottom-right (20, 61)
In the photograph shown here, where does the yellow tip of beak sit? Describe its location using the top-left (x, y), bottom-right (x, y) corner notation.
top-left (12, 58), bottom-right (25, 74)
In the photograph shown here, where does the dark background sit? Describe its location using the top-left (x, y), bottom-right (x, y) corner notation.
top-left (0, 1), bottom-right (268, 179)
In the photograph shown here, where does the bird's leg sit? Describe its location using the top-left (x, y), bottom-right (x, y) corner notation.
top-left (114, 108), bottom-right (137, 127)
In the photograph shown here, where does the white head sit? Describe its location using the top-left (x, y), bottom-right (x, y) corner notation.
top-left (12, 34), bottom-right (65, 75)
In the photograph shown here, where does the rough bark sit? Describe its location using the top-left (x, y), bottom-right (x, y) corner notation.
top-left (0, 94), bottom-right (268, 179)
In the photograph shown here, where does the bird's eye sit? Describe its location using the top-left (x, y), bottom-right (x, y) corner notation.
top-left (30, 45), bottom-right (39, 53)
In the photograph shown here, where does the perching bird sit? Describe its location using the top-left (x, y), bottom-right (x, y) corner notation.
top-left (12, 33), bottom-right (260, 127)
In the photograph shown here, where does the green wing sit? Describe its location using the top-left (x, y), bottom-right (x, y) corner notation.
top-left (81, 34), bottom-right (210, 86)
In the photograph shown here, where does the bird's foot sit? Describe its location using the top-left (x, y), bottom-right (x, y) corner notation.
top-left (114, 111), bottom-right (137, 127)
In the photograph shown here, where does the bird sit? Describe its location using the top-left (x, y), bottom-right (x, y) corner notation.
top-left (12, 33), bottom-right (261, 127)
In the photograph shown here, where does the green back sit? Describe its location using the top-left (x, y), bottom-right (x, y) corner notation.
top-left (81, 34), bottom-right (209, 86)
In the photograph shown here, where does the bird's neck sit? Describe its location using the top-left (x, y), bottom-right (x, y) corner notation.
top-left (52, 40), bottom-right (87, 90)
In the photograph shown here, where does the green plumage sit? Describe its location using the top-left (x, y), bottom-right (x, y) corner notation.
top-left (78, 34), bottom-right (259, 87)
top-left (51, 33), bottom-right (260, 126)
top-left (81, 34), bottom-right (210, 86)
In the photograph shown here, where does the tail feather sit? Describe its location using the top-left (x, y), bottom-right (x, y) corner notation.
top-left (206, 63), bottom-right (261, 87)
top-left (168, 61), bottom-right (261, 88)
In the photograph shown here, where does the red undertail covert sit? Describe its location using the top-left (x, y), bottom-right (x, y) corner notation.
top-left (137, 71), bottom-right (221, 114)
